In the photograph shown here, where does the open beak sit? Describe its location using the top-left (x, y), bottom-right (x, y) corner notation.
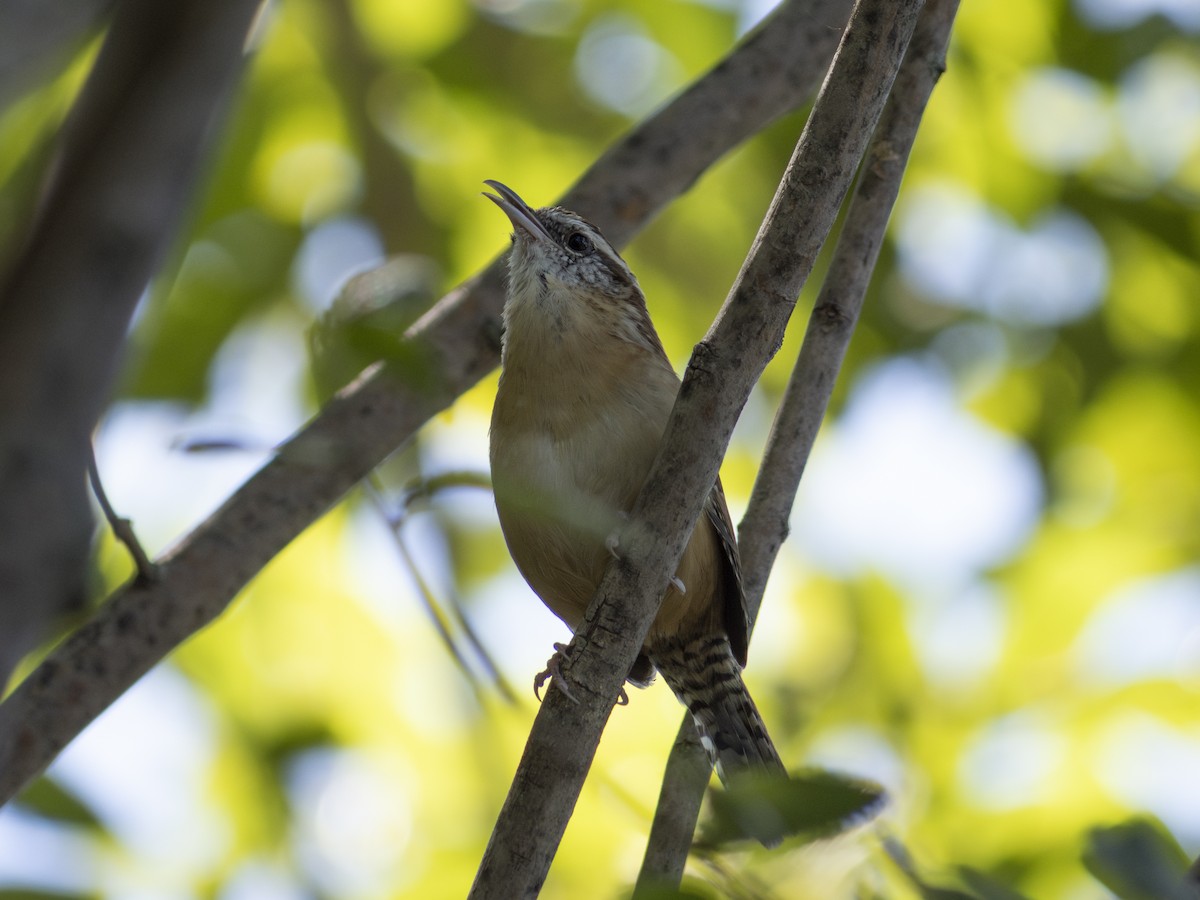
top-left (483, 180), bottom-right (555, 245)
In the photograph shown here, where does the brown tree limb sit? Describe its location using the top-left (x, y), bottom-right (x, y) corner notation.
top-left (0, 0), bottom-right (853, 808)
top-left (0, 0), bottom-right (262, 686)
top-left (633, 0), bottom-right (962, 888)
top-left (469, 0), bottom-right (926, 894)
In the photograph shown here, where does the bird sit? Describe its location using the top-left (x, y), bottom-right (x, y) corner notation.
top-left (483, 180), bottom-right (785, 786)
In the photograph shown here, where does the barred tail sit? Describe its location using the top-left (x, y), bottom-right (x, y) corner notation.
top-left (649, 634), bottom-right (785, 784)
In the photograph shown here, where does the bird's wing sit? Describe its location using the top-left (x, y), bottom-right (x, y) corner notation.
top-left (704, 476), bottom-right (749, 667)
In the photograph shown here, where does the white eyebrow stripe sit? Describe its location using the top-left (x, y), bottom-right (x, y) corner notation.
top-left (594, 242), bottom-right (634, 284)
top-left (542, 208), bottom-right (636, 285)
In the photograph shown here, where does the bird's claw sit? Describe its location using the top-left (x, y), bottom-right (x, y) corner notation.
top-left (605, 511), bottom-right (630, 560)
top-left (534, 642), bottom-right (578, 704)
top-left (670, 575), bottom-right (686, 595)
top-left (605, 531), bottom-right (620, 559)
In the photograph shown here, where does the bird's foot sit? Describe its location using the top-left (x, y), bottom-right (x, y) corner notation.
top-left (669, 575), bottom-right (686, 595)
top-left (605, 511), bottom-right (630, 560)
top-left (604, 531), bottom-right (620, 559)
top-left (534, 642), bottom-right (578, 703)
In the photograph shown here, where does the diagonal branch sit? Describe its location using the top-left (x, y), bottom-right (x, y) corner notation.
top-left (0, 0), bottom-right (853, 808)
top-left (634, 0), bottom-right (962, 888)
top-left (469, 0), bottom-right (926, 895)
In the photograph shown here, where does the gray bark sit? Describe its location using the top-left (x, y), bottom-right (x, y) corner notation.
top-left (469, 0), bottom-right (926, 894)
top-left (634, 0), bottom-right (962, 888)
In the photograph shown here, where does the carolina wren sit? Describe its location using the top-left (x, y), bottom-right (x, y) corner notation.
top-left (484, 181), bottom-right (784, 784)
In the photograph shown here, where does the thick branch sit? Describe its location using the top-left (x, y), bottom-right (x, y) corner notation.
top-left (469, 1), bottom-right (925, 895)
top-left (0, 0), bottom-right (261, 685)
top-left (742, 0), bottom-right (960, 614)
top-left (634, 0), bottom-right (962, 887)
top-left (0, 0), bottom-right (115, 113)
top-left (0, 0), bottom-right (852, 808)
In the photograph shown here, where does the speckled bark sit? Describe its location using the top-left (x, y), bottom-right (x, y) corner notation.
top-left (636, 0), bottom-right (962, 888)
top-left (471, 0), bottom-right (925, 895)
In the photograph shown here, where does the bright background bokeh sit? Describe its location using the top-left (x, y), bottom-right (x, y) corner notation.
top-left (1, 0), bottom-right (1199, 897)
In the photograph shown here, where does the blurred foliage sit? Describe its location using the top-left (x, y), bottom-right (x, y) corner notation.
top-left (697, 770), bottom-right (886, 849)
top-left (2, 0), bottom-right (1200, 897)
top-left (1083, 818), bottom-right (1197, 900)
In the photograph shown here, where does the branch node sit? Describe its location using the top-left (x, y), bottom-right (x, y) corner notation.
top-left (88, 448), bottom-right (158, 584)
top-left (813, 298), bottom-right (856, 333)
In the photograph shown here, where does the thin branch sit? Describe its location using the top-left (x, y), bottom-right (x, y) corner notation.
top-left (364, 476), bottom-right (518, 706)
top-left (364, 477), bottom-right (479, 692)
top-left (742, 0), bottom-right (959, 617)
top-left (440, 559), bottom-right (523, 708)
top-left (0, 0), bottom-right (262, 686)
top-left (469, 1), bottom-right (925, 895)
top-left (0, 0), bottom-right (853, 808)
top-left (638, 722), bottom-right (711, 887)
top-left (88, 446), bottom-right (157, 584)
top-left (633, 0), bottom-right (962, 888)
top-left (395, 471), bottom-right (517, 700)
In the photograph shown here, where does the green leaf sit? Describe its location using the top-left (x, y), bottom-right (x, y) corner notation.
top-left (309, 254), bottom-right (440, 400)
top-left (15, 777), bottom-right (101, 829)
top-left (696, 768), bottom-right (886, 849)
top-left (1083, 818), bottom-right (1198, 900)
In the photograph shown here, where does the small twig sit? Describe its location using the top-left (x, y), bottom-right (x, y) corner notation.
top-left (87, 446), bottom-right (156, 584)
top-left (633, 0), bottom-right (962, 886)
top-left (363, 476), bottom-right (518, 706)
top-left (401, 471), bottom-right (492, 508)
top-left (398, 471), bottom-right (516, 703)
top-left (446, 586), bottom-right (521, 707)
top-left (364, 479), bottom-right (478, 692)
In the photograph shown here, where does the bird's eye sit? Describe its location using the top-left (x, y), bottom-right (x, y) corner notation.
top-left (566, 232), bottom-right (592, 254)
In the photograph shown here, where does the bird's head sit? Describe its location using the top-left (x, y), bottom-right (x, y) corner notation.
top-left (483, 180), bottom-right (669, 362)
top-left (484, 180), bottom-right (639, 304)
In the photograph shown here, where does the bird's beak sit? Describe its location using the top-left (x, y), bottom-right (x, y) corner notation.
top-left (483, 180), bottom-right (555, 245)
